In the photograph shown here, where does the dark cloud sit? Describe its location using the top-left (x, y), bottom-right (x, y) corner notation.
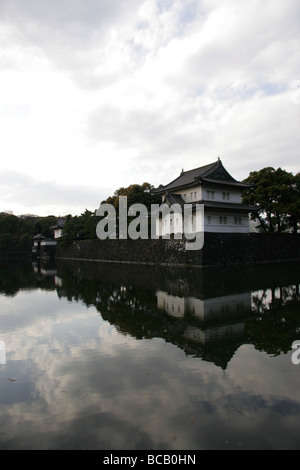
top-left (0, 0), bottom-right (141, 38)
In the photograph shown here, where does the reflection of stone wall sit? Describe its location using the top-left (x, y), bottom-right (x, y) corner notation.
top-left (56, 233), bottom-right (300, 266)
top-left (39, 241), bottom-right (57, 259)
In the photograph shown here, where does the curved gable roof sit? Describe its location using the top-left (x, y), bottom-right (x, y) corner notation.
top-left (153, 159), bottom-right (250, 194)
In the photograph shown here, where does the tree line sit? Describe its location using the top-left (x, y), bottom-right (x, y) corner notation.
top-left (0, 166), bottom-right (299, 252)
top-left (61, 182), bottom-right (161, 242)
top-left (0, 183), bottom-right (161, 250)
top-left (0, 213), bottom-right (58, 252)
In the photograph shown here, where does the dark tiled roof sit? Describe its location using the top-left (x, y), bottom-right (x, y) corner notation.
top-left (199, 177), bottom-right (250, 187)
top-left (153, 159), bottom-right (251, 193)
top-left (33, 234), bottom-right (46, 240)
top-left (50, 217), bottom-right (66, 231)
top-left (165, 193), bottom-right (185, 208)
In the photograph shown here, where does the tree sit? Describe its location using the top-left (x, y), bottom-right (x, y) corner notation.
top-left (19, 233), bottom-right (32, 250)
top-left (100, 182), bottom-right (162, 235)
top-left (0, 212), bottom-right (20, 236)
top-left (19, 215), bottom-right (39, 237)
top-left (34, 215), bottom-right (57, 238)
top-left (242, 167), bottom-right (300, 233)
top-left (103, 182), bottom-right (161, 210)
top-left (285, 173), bottom-right (300, 233)
top-left (62, 210), bottom-right (100, 242)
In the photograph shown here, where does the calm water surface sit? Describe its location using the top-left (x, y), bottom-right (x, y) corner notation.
top-left (0, 258), bottom-right (299, 450)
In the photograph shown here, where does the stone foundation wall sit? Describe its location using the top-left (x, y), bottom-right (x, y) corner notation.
top-left (55, 233), bottom-right (300, 267)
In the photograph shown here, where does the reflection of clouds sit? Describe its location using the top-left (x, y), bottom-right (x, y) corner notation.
top-left (1, 288), bottom-right (300, 450)
top-left (0, 340), bottom-right (5, 364)
top-left (0, 286), bottom-right (215, 448)
top-left (0, 290), bottom-right (65, 333)
top-left (227, 344), bottom-right (300, 403)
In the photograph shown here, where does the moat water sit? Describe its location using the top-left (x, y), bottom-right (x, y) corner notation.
top-left (0, 258), bottom-right (299, 450)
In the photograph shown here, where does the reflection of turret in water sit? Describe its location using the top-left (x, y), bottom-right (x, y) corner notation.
top-left (155, 289), bottom-right (253, 369)
top-left (1, 258), bottom-right (299, 370)
top-left (52, 259), bottom-right (300, 369)
top-left (156, 280), bottom-right (300, 362)
top-left (157, 290), bottom-right (251, 321)
top-left (157, 289), bottom-right (250, 347)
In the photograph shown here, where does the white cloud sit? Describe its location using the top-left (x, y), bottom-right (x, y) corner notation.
top-left (0, 0), bottom-right (299, 215)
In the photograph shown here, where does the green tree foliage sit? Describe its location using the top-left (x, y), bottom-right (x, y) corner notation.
top-left (242, 167), bottom-right (300, 233)
top-left (19, 233), bottom-right (32, 250)
top-left (100, 182), bottom-right (162, 236)
top-left (0, 213), bottom-right (20, 236)
top-left (103, 182), bottom-right (161, 210)
top-left (0, 212), bottom-right (61, 252)
top-left (62, 183), bottom-right (162, 242)
top-left (286, 172), bottom-right (300, 233)
top-left (0, 213), bottom-right (21, 251)
top-left (19, 215), bottom-right (40, 237)
top-left (61, 210), bottom-right (100, 242)
top-left (34, 215), bottom-right (57, 237)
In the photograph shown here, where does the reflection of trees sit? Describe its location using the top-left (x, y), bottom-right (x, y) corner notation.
top-left (0, 260), bottom-right (59, 296)
top-left (55, 260), bottom-right (300, 369)
top-left (247, 286), bottom-right (300, 356)
top-left (0, 260), bottom-right (56, 296)
top-left (0, 261), bottom-right (33, 296)
top-left (59, 276), bottom-right (175, 340)
top-left (252, 285), bottom-right (299, 314)
top-left (1, 258), bottom-right (300, 369)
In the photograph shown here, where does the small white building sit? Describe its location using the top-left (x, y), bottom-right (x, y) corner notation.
top-left (152, 158), bottom-right (255, 236)
top-left (51, 217), bottom-right (66, 239)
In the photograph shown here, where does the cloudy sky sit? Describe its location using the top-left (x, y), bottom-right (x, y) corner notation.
top-left (0, 0), bottom-right (299, 216)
